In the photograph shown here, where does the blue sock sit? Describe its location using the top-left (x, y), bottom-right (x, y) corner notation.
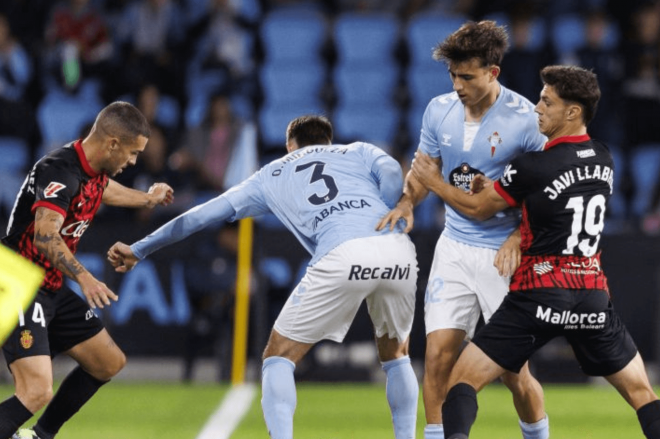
top-left (424, 424), bottom-right (445, 439)
top-left (261, 356), bottom-right (296, 439)
top-left (382, 356), bottom-right (418, 439)
top-left (519, 415), bottom-right (549, 439)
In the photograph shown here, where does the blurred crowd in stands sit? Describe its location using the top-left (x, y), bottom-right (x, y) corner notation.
top-left (1, 0), bottom-right (660, 234)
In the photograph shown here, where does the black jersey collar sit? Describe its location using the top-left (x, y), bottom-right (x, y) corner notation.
top-left (544, 134), bottom-right (590, 151)
top-left (73, 139), bottom-right (99, 177)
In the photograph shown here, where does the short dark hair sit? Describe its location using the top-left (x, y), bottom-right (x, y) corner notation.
top-left (433, 20), bottom-right (509, 67)
top-left (286, 115), bottom-right (333, 147)
top-left (540, 65), bottom-right (601, 125)
top-left (95, 101), bottom-right (151, 143)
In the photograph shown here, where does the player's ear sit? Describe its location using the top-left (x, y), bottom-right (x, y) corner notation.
top-left (490, 66), bottom-right (500, 80)
top-left (566, 104), bottom-right (582, 122)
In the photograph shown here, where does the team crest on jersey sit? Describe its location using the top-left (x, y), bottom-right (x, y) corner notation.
top-left (20, 330), bottom-right (33, 349)
top-left (44, 182), bottom-right (66, 198)
top-left (488, 132), bottom-right (502, 157)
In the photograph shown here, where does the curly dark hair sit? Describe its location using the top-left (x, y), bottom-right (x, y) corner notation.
top-left (540, 65), bottom-right (601, 125)
top-left (433, 20), bottom-right (509, 67)
top-left (286, 115), bottom-right (333, 147)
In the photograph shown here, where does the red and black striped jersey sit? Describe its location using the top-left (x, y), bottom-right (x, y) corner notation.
top-left (1, 140), bottom-right (108, 292)
top-left (494, 134), bottom-right (613, 293)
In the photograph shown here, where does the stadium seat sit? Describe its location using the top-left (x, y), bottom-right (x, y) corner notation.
top-left (37, 82), bottom-right (103, 154)
top-left (333, 103), bottom-right (400, 150)
top-left (260, 8), bottom-right (328, 64)
top-left (0, 136), bottom-right (29, 173)
top-left (259, 100), bottom-right (327, 148)
top-left (333, 65), bottom-right (398, 106)
top-left (260, 63), bottom-right (326, 105)
top-left (550, 15), bottom-right (586, 57)
top-left (630, 144), bottom-right (660, 218)
top-left (483, 12), bottom-right (548, 51)
top-left (406, 66), bottom-right (453, 106)
top-left (333, 12), bottom-right (400, 66)
top-left (406, 13), bottom-right (467, 68)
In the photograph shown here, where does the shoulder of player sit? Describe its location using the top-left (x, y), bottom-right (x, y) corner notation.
top-left (495, 86), bottom-right (537, 119)
top-left (427, 91), bottom-right (460, 112)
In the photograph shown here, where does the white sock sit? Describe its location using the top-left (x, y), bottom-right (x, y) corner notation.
top-left (261, 356), bottom-right (296, 439)
top-left (520, 414), bottom-right (549, 439)
top-left (382, 356), bottom-right (418, 439)
top-left (424, 423), bottom-right (444, 439)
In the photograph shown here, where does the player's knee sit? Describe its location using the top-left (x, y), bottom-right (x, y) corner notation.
top-left (18, 383), bottom-right (53, 412)
top-left (94, 350), bottom-right (126, 381)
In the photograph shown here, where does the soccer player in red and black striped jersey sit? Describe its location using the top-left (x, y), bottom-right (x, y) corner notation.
top-left (414, 65), bottom-right (660, 439)
top-left (0, 102), bottom-right (174, 439)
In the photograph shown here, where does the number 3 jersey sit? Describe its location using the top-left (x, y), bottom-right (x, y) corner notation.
top-left (2, 140), bottom-right (108, 292)
top-left (223, 142), bottom-right (405, 265)
top-left (494, 134), bottom-right (613, 293)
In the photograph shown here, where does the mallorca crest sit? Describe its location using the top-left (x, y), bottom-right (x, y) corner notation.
top-left (20, 330), bottom-right (33, 349)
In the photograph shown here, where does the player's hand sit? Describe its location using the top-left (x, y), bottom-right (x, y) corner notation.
top-left (470, 174), bottom-right (493, 194)
top-left (107, 242), bottom-right (140, 273)
top-left (376, 201), bottom-right (414, 233)
top-left (147, 183), bottom-right (174, 207)
top-left (410, 151), bottom-right (443, 191)
top-left (77, 272), bottom-right (118, 309)
top-left (494, 232), bottom-right (521, 277)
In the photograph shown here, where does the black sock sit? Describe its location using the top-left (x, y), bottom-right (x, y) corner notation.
top-left (0, 395), bottom-right (33, 438)
top-left (33, 367), bottom-right (108, 439)
top-left (638, 400), bottom-right (660, 439)
top-left (442, 383), bottom-right (478, 439)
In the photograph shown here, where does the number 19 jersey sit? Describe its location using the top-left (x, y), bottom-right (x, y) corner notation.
top-left (494, 134), bottom-right (613, 292)
top-left (223, 142), bottom-right (404, 265)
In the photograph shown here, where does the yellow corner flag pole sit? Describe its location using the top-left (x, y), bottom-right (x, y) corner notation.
top-left (0, 245), bottom-right (44, 345)
top-left (231, 217), bottom-right (254, 385)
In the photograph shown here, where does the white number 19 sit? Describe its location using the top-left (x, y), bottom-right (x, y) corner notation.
top-left (562, 195), bottom-right (606, 257)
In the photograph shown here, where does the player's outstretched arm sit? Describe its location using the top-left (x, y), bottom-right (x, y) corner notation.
top-left (102, 179), bottom-right (174, 208)
top-left (107, 242), bottom-right (139, 273)
top-left (34, 207), bottom-right (118, 308)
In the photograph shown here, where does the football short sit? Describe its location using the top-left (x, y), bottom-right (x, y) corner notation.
top-left (274, 233), bottom-right (418, 344)
top-left (3, 286), bottom-right (105, 366)
top-left (424, 234), bottom-right (510, 338)
top-left (473, 288), bottom-right (638, 376)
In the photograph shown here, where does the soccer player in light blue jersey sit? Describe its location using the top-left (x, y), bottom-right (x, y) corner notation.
top-left (379, 20), bottom-right (549, 439)
top-left (108, 115), bottom-right (420, 439)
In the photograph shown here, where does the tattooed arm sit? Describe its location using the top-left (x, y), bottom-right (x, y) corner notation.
top-left (34, 207), bottom-right (118, 308)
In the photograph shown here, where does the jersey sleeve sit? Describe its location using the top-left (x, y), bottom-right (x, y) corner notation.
top-left (360, 143), bottom-right (403, 209)
top-left (32, 159), bottom-right (81, 217)
top-left (520, 113), bottom-right (547, 153)
top-left (494, 155), bottom-right (537, 207)
top-left (222, 169), bottom-right (271, 219)
top-left (418, 100), bottom-right (441, 158)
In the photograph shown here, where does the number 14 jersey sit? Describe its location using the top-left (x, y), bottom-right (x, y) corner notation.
top-left (494, 134), bottom-right (614, 293)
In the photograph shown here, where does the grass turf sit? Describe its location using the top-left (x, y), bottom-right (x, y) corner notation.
top-left (0, 381), bottom-right (646, 438)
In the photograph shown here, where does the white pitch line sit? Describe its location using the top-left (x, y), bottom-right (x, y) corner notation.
top-left (196, 383), bottom-right (257, 439)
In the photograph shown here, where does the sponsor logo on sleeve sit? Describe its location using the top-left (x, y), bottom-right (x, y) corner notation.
top-left (44, 182), bottom-right (66, 198)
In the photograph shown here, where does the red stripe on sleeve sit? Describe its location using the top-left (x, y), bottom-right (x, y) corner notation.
top-left (32, 200), bottom-right (67, 218)
top-left (494, 181), bottom-right (519, 207)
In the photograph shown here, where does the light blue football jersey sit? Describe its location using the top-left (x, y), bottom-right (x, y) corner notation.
top-left (223, 142), bottom-right (405, 264)
top-left (418, 84), bottom-right (547, 249)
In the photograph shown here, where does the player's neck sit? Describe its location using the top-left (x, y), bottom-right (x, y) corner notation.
top-left (465, 83), bottom-right (500, 122)
top-left (80, 136), bottom-right (105, 174)
top-left (547, 124), bottom-right (588, 144)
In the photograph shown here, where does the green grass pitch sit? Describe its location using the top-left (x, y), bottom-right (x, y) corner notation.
top-left (0, 382), bottom-right (646, 438)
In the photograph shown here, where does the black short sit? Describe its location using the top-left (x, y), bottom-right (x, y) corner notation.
top-left (473, 288), bottom-right (638, 376)
top-left (3, 286), bottom-right (105, 366)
